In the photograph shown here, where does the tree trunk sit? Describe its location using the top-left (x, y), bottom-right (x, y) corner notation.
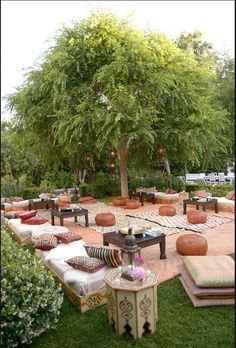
top-left (117, 139), bottom-right (129, 197)
top-left (76, 169), bottom-right (87, 184)
top-left (163, 157), bottom-right (171, 175)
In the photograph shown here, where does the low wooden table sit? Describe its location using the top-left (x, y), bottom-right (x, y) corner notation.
top-left (28, 199), bottom-right (55, 211)
top-left (129, 192), bottom-right (155, 206)
top-left (51, 208), bottom-right (89, 227)
top-left (103, 231), bottom-right (166, 259)
top-left (183, 198), bottom-right (218, 214)
top-left (104, 268), bottom-right (158, 339)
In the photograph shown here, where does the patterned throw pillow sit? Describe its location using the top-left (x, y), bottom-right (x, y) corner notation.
top-left (225, 191), bottom-right (235, 200)
top-left (22, 216), bottom-right (49, 225)
top-left (55, 231), bottom-right (82, 244)
top-left (35, 233), bottom-right (58, 250)
top-left (65, 256), bottom-right (106, 273)
top-left (19, 210), bottom-right (37, 222)
top-left (84, 245), bottom-right (122, 267)
top-left (165, 188), bottom-right (177, 194)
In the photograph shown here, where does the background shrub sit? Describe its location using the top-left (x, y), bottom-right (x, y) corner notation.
top-left (128, 172), bottom-right (184, 193)
top-left (185, 183), bottom-right (234, 197)
top-left (87, 172), bottom-right (120, 198)
top-left (1, 228), bottom-right (63, 347)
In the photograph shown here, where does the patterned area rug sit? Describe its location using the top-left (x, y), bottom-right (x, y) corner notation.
top-left (126, 211), bottom-right (233, 233)
top-left (39, 203), bottom-right (181, 236)
top-left (39, 202), bottom-right (233, 235)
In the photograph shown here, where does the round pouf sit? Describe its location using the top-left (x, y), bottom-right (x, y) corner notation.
top-left (159, 205), bottom-right (176, 216)
top-left (187, 210), bottom-right (207, 224)
top-left (112, 197), bottom-right (126, 206)
top-left (125, 199), bottom-right (141, 209)
top-left (176, 233), bottom-right (208, 256)
top-left (95, 212), bottom-right (116, 227)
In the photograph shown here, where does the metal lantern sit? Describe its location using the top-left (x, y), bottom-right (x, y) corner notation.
top-left (120, 227), bottom-right (141, 281)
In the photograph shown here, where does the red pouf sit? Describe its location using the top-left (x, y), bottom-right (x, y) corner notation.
top-left (112, 197), bottom-right (126, 206)
top-left (125, 199), bottom-right (141, 209)
top-left (159, 205), bottom-right (176, 216)
top-left (187, 210), bottom-right (207, 224)
top-left (95, 213), bottom-right (116, 227)
top-left (176, 233), bottom-right (208, 255)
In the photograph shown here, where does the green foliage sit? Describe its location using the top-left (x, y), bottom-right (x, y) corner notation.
top-left (1, 228), bottom-right (63, 347)
top-left (1, 175), bottom-right (22, 197)
top-left (87, 172), bottom-right (120, 198)
top-left (22, 186), bottom-right (41, 199)
top-left (207, 184), bottom-right (234, 197)
top-left (185, 183), bottom-right (234, 197)
top-left (40, 170), bottom-right (77, 190)
top-left (79, 183), bottom-right (89, 197)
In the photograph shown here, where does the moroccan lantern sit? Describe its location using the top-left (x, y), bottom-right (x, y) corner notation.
top-left (120, 227), bottom-right (141, 281)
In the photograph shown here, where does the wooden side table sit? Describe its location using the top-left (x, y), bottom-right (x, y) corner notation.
top-left (104, 268), bottom-right (158, 340)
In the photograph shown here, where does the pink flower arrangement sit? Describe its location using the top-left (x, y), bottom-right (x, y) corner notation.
top-left (134, 255), bottom-right (145, 266)
top-left (131, 267), bottom-right (146, 280)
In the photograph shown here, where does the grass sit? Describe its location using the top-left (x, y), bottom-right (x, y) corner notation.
top-left (23, 276), bottom-right (234, 348)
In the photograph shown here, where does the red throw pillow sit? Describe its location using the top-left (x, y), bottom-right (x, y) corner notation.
top-left (65, 256), bottom-right (106, 273)
top-left (22, 216), bottom-right (49, 225)
top-left (78, 196), bottom-right (96, 203)
top-left (19, 210), bottom-right (37, 222)
top-left (56, 232), bottom-right (82, 244)
top-left (225, 191), bottom-right (235, 200)
top-left (165, 188), bottom-right (177, 194)
top-left (35, 233), bottom-right (58, 250)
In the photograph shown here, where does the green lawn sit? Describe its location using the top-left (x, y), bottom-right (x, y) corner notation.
top-left (26, 276), bottom-right (234, 348)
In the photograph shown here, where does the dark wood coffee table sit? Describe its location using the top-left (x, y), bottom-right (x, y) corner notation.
top-left (103, 231), bottom-right (166, 259)
top-left (183, 198), bottom-right (218, 214)
top-left (51, 208), bottom-right (89, 227)
top-left (28, 199), bottom-right (55, 211)
top-left (129, 192), bottom-right (156, 206)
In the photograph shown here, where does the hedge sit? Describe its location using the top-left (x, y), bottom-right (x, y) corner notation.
top-left (1, 228), bottom-right (64, 347)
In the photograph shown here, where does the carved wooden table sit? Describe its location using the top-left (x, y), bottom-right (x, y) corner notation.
top-left (104, 268), bottom-right (158, 340)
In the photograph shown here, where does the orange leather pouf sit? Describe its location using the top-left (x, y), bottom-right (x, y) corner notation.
top-left (112, 197), bottom-right (126, 206)
top-left (159, 205), bottom-right (176, 216)
top-left (125, 199), bottom-right (141, 209)
top-left (176, 233), bottom-right (208, 256)
top-left (187, 210), bottom-right (207, 224)
top-left (95, 212), bottom-right (116, 227)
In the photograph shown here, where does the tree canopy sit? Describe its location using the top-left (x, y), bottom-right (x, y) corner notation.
top-left (5, 10), bottom-right (233, 195)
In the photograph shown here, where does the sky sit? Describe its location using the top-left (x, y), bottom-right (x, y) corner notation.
top-left (1, 0), bottom-right (235, 120)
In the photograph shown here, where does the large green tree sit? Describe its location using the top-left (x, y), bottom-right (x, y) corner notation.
top-left (6, 10), bottom-right (231, 196)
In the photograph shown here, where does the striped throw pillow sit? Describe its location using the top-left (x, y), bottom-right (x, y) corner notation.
top-left (84, 245), bottom-right (122, 267)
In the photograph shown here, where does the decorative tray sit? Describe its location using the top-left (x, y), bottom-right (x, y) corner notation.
top-left (119, 227), bottom-right (145, 235)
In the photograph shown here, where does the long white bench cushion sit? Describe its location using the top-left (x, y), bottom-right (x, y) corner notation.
top-left (7, 218), bottom-right (51, 238)
top-left (36, 240), bottom-right (110, 296)
top-left (12, 200), bottom-right (29, 207)
top-left (35, 240), bottom-right (87, 275)
top-left (212, 197), bottom-right (235, 211)
top-left (62, 266), bottom-right (110, 296)
top-left (31, 225), bottom-right (68, 242)
top-left (154, 192), bottom-right (179, 199)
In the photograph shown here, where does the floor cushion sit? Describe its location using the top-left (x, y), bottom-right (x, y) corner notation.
top-left (176, 234), bottom-right (208, 256)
